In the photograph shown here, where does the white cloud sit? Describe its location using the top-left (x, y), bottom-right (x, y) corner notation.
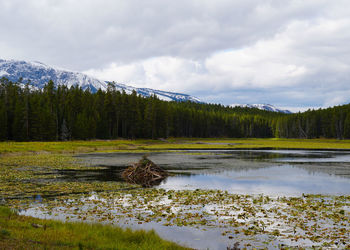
top-left (2, 0), bottom-right (350, 107)
top-left (85, 14), bottom-right (350, 107)
top-left (85, 57), bottom-right (206, 92)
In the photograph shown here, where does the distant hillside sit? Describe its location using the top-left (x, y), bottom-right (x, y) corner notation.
top-left (230, 103), bottom-right (291, 114)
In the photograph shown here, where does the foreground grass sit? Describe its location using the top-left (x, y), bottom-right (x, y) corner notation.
top-left (1, 138), bottom-right (350, 154)
top-left (0, 206), bottom-right (188, 250)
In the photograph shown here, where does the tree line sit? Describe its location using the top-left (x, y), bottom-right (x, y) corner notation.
top-left (274, 105), bottom-right (350, 139)
top-left (0, 77), bottom-right (349, 141)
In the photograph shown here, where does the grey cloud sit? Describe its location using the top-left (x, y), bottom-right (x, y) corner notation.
top-left (1, 0), bottom-right (350, 109)
top-left (0, 0), bottom-right (334, 69)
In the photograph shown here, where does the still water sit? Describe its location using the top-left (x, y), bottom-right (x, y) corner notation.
top-left (75, 149), bottom-right (350, 196)
top-left (20, 150), bottom-right (350, 250)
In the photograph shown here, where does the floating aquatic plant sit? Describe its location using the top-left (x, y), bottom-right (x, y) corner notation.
top-left (1, 144), bottom-right (349, 249)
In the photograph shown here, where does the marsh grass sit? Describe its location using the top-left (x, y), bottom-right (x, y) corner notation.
top-left (1, 138), bottom-right (350, 155)
top-left (161, 138), bottom-right (350, 150)
top-left (1, 139), bottom-right (350, 248)
top-left (0, 153), bottom-right (136, 199)
top-left (0, 206), bottom-right (188, 250)
top-left (0, 140), bottom-right (140, 153)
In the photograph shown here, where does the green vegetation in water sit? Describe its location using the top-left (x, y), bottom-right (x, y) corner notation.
top-left (0, 153), bottom-right (137, 199)
top-left (0, 206), bottom-right (188, 250)
top-left (9, 189), bottom-right (350, 249)
top-left (0, 141), bottom-right (350, 248)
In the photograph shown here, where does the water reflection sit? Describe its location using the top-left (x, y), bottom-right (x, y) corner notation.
top-left (20, 206), bottom-right (238, 250)
top-left (158, 165), bottom-right (350, 196)
top-left (34, 194), bottom-right (43, 203)
top-left (16, 150), bottom-right (350, 250)
top-left (58, 167), bottom-right (126, 182)
top-left (75, 150), bottom-right (350, 196)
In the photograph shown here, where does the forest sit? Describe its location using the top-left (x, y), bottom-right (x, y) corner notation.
top-left (0, 77), bottom-right (350, 141)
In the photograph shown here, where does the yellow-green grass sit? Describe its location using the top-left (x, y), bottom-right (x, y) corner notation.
top-left (1, 138), bottom-right (350, 154)
top-left (159, 138), bottom-right (350, 150)
top-left (0, 206), bottom-right (189, 250)
top-left (0, 140), bottom-right (159, 154)
top-left (0, 153), bottom-right (136, 199)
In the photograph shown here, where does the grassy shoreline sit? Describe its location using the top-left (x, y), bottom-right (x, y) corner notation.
top-left (1, 138), bottom-right (350, 154)
top-left (0, 206), bottom-right (188, 250)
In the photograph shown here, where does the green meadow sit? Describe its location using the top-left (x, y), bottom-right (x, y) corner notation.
top-left (1, 138), bottom-right (350, 154)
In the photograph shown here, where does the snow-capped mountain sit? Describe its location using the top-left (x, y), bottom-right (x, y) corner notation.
top-left (0, 59), bottom-right (201, 103)
top-left (230, 104), bottom-right (292, 113)
top-left (0, 59), bottom-right (293, 111)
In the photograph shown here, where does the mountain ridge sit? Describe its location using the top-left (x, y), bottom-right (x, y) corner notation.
top-left (0, 59), bottom-right (201, 103)
top-left (0, 59), bottom-right (291, 112)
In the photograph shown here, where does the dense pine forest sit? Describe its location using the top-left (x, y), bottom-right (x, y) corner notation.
top-left (0, 77), bottom-right (349, 141)
top-left (275, 105), bottom-right (350, 139)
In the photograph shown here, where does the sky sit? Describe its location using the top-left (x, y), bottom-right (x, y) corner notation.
top-left (1, 0), bottom-right (350, 112)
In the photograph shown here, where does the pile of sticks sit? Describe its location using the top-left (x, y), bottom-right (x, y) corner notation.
top-left (122, 156), bottom-right (168, 187)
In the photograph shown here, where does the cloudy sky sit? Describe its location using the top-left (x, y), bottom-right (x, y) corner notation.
top-left (1, 0), bottom-right (350, 111)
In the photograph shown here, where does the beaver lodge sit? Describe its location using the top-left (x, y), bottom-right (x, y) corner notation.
top-left (122, 155), bottom-right (168, 187)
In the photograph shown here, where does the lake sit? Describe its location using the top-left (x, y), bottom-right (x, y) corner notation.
top-left (19, 149), bottom-right (350, 249)
top-left (72, 149), bottom-right (350, 196)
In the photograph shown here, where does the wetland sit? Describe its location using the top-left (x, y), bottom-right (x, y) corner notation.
top-left (1, 139), bottom-right (350, 249)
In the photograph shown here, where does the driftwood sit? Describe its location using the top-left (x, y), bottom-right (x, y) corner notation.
top-left (122, 156), bottom-right (168, 187)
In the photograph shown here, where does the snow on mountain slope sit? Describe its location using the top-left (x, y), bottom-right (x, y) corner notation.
top-left (0, 59), bottom-right (108, 92)
top-left (0, 59), bottom-right (291, 110)
top-left (0, 59), bottom-right (201, 103)
top-left (230, 103), bottom-right (292, 113)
